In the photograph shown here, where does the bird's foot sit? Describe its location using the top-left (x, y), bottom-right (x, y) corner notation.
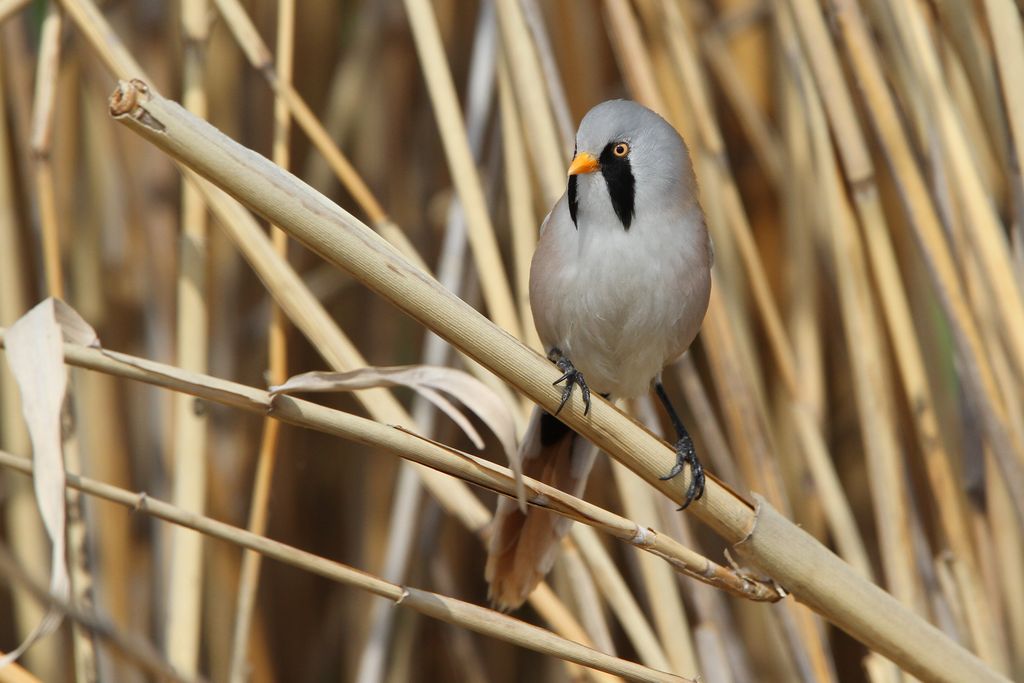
top-left (549, 350), bottom-right (592, 416)
top-left (659, 432), bottom-right (705, 510)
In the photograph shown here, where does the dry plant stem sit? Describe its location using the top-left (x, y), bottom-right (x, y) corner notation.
top-left (659, 501), bottom-right (744, 683)
top-left (629, 397), bottom-right (699, 673)
top-left (0, 59), bottom-right (60, 683)
top-left (653, 11), bottom-right (783, 503)
top-left (982, 0), bottom-right (1024, 225)
top-left (208, 0), bottom-right (385, 223)
top-left (358, 15), bottom-right (499, 680)
top-left (58, 0), bottom-right (145, 90)
top-left (888, 0), bottom-right (1024, 387)
top-left (31, 6), bottom-right (98, 680)
top-left (518, 0), bottom-right (574, 148)
top-left (792, 0), bottom-right (1024, 526)
top-left (930, 1), bottom-right (1006, 171)
top-left (788, 0), bottom-right (1003, 661)
top-left (675, 356), bottom-right (740, 487)
top-left (788, 399), bottom-right (872, 578)
top-left (657, 2), bottom-right (868, 603)
top-left (823, 146), bottom-right (921, 611)
top-left (989, 454), bottom-right (1024, 673)
top-left (701, 289), bottom-right (837, 683)
top-left (45, 0), bottom-right (542, 646)
top-left (0, 658), bottom-right (42, 683)
top-left (689, 626), bottom-right (733, 683)
top-left (0, 543), bottom-right (195, 683)
top-left (0, 0), bottom-right (30, 23)
top-left (0, 453), bottom-right (681, 683)
top-left (961, 275), bottom-right (1020, 667)
top-left (560, 541), bottom-right (616, 656)
top-left (400, 0), bottom-right (522, 340)
top-left (782, 0), bottom-right (976, 593)
top-left (699, 25), bottom-right (783, 188)
top-left (616, 398), bottom-right (697, 677)
top-left (658, 1), bottom-right (800, 401)
top-left (107, 83), bottom-right (1007, 683)
top-left (862, 652), bottom-right (899, 683)
top-left (31, 0), bottom-right (64, 299)
top-left (636, 12), bottom-right (840, 674)
top-left (0, 330), bottom-right (777, 604)
top-left (833, 0), bottom-right (1023, 634)
top-left (570, 524), bottom-right (672, 671)
top-left (165, 0), bottom-right (211, 672)
top-left (788, 0), bottom-right (986, 665)
top-left (0, 22), bottom-right (34, 168)
top-left (227, 0), bottom-right (294, 678)
top-left (527, 582), bottom-right (601, 652)
top-left (301, 2), bottom-right (383, 190)
top-left (498, 58), bottom-right (542, 352)
top-left (229, 418), bottom-right (280, 683)
top-left (493, 0), bottom-right (565, 203)
top-left (778, 53), bottom-right (827, 429)
top-left (211, 0), bottom-right (461, 301)
top-left (603, 0), bottom-right (667, 116)
top-left (354, 466), bottom-right (423, 683)
top-left (427, 559), bottom-right (502, 683)
top-left (76, 80), bottom-right (140, 683)
top-left (788, 0), bottom-right (1012, 657)
top-left (946, 549), bottom-right (1006, 672)
top-left (62, 0), bottom-right (516, 415)
top-left (62, 432), bottom-right (97, 683)
top-left (799, 30), bottom-right (921, 612)
top-left (210, 0), bottom-right (496, 315)
top-left (639, 5), bottom-right (692, 138)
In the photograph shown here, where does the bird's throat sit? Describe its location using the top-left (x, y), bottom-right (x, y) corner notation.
top-left (566, 148), bottom-right (636, 232)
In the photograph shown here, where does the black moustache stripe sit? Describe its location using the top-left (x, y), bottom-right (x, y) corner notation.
top-left (568, 174), bottom-right (579, 228)
top-left (599, 142), bottom-right (635, 230)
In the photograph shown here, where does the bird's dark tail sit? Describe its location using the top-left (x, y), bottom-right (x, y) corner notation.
top-left (485, 406), bottom-right (597, 610)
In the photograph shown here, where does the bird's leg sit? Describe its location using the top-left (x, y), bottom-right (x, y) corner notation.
top-left (653, 377), bottom-right (705, 509)
top-left (547, 347), bottom-right (592, 416)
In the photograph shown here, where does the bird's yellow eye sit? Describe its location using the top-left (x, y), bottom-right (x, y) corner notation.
top-left (613, 142), bottom-right (630, 157)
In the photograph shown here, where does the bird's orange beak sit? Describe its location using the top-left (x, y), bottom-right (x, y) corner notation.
top-left (567, 151), bottom-right (600, 176)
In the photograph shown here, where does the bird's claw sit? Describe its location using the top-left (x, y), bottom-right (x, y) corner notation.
top-left (659, 432), bottom-right (705, 510)
top-left (552, 355), bottom-right (592, 416)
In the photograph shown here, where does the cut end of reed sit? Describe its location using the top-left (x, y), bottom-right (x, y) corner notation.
top-left (108, 79), bottom-right (163, 132)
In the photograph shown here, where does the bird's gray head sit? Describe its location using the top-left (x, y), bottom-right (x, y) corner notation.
top-left (567, 100), bottom-right (693, 231)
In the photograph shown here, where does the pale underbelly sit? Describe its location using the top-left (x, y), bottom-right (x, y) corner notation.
top-left (546, 270), bottom-right (703, 398)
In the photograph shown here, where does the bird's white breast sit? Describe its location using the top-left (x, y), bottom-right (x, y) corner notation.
top-left (530, 194), bottom-right (711, 398)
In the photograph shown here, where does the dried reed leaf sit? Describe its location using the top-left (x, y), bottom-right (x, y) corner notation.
top-left (0, 298), bottom-right (76, 666)
top-left (52, 300), bottom-right (99, 348)
top-left (271, 365), bottom-right (523, 506)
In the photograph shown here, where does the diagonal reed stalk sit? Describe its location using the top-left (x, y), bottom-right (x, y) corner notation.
top-left (0, 448), bottom-right (685, 683)
top-left (0, 328), bottom-right (778, 605)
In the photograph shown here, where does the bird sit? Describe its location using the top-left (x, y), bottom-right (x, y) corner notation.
top-left (485, 99), bottom-right (713, 610)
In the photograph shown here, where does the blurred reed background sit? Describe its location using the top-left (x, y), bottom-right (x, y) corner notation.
top-left (1, 0), bottom-right (1023, 681)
